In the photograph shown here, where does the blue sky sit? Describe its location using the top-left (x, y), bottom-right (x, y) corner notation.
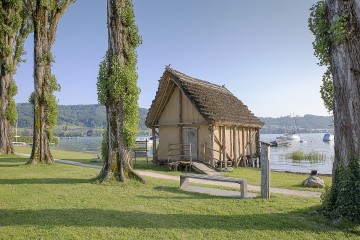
top-left (14, 0), bottom-right (328, 118)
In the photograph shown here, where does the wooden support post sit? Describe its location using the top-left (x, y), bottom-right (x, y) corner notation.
top-left (179, 89), bottom-right (182, 123)
top-left (248, 128), bottom-right (252, 156)
top-left (241, 127), bottom-right (245, 156)
top-left (233, 126), bottom-right (238, 167)
top-left (145, 139), bottom-right (148, 165)
top-left (203, 144), bottom-right (206, 163)
top-left (256, 130), bottom-right (261, 168)
top-left (189, 144), bottom-right (192, 173)
top-left (261, 142), bottom-right (270, 199)
top-left (222, 126), bottom-right (227, 170)
top-left (210, 126), bottom-right (214, 167)
top-left (152, 128), bottom-right (157, 163)
top-left (219, 126), bottom-right (222, 171)
top-left (179, 90), bottom-right (183, 159)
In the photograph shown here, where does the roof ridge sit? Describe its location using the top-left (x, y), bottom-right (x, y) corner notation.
top-left (166, 67), bottom-right (232, 95)
top-left (145, 66), bottom-right (264, 128)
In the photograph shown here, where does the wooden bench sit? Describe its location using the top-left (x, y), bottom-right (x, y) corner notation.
top-left (180, 173), bottom-right (248, 198)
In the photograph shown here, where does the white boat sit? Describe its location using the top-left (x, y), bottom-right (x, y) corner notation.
top-left (276, 132), bottom-right (300, 141)
top-left (276, 134), bottom-right (288, 140)
top-left (270, 139), bottom-right (291, 147)
top-left (287, 133), bottom-right (300, 140)
top-left (323, 133), bottom-right (334, 141)
top-left (276, 114), bottom-right (301, 141)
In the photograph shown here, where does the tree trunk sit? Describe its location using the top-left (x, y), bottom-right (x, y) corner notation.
top-left (98, 0), bottom-right (145, 183)
top-left (0, 1), bottom-right (32, 155)
top-left (28, 6), bottom-right (53, 164)
top-left (324, 0), bottom-right (360, 220)
top-left (0, 72), bottom-right (14, 155)
top-left (327, 0), bottom-right (360, 170)
top-left (0, 12), bottom-right (17, 155)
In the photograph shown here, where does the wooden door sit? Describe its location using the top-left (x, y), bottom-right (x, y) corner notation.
top-left (183, 127), bottom-right (198, 161)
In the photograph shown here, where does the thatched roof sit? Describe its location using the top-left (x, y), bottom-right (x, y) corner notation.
top-left (145, 67), bottom-right (264, 128)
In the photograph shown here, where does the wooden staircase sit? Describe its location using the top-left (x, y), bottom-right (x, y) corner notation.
top-left (191, 162), bottom-right (222, 176)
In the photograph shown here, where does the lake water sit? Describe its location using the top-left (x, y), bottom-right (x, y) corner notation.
top-left (57, 136), bottom-right (155, 156)
top-left (58, 133), bottom-right (334, 174)
top-left (261, 133), bottom-right (334, 174)
top-left (57, 137), bottom-right (102, 153)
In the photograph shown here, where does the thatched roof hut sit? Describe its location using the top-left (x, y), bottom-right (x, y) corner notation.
top-left (146, 67), bottom-right (263, 168)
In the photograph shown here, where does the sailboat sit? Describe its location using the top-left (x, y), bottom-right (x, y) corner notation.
top-left (276, 114), bottom-right (300, 141)
top-left (287, 132), bottom-right (300, 140)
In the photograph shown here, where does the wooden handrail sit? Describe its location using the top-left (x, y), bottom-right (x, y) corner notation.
top-left (168, 143), bottom-right (192, 172)
top-left (132, 139), bottom-right (149, 165)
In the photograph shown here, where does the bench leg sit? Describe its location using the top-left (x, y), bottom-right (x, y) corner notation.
top-left (180, 176), bottom-right (189, 189)
top-left (240, 179), bottom-right (248, 198)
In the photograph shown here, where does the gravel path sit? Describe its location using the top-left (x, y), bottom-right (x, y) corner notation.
top-left (16, 153), bottom-right (321, 198)
top-left (132, 170), bottom-right (321, 198)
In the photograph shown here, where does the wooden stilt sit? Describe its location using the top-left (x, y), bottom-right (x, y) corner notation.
top-left (223, 126), bottom-right (227, 169)
top-left (152, 128), bottom-right (157, 163)
top-left (233, 126), bottom-right (238, 167)
top-left (241, 127), bottom-right (246, 157)
top-left (210, 126), bottom-right (214, 167)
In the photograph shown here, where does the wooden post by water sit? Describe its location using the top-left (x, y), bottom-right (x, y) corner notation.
top-left (260, 141), bottom-right (270, 199)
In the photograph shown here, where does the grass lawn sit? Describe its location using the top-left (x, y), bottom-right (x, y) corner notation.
top-left (15, 146), bottom-right (102, 165)
top-left (15, 146), bottom-right (332, 191)
top-left (0, 155), bottom-right (359, 239)
top-left (225, 167), bottom-right (332, 192)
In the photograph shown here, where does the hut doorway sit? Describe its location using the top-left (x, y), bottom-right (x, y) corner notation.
top-left (183, 127), bottom-right (198, 161)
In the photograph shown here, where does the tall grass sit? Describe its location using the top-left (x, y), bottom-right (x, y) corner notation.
top-left (284, 150), bottom-right (327, 162)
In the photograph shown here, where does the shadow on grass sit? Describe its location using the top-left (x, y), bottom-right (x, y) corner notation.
top-left (0, 164), bottom-right (25, 168)
top-left (0, 207), bottom-right (345, 234)
top-left (59, 159), bottom-right (103, 166)
top-left (134, 162), bottom-right (168, 171)
top-left (0, 157), bottom-right (27, 162)
top-left (0, 178), bottom-right (91, 185)
top-left (0, 157), bottom-right (27, 167)
top-left (136, 186), bottom-right (215, 200)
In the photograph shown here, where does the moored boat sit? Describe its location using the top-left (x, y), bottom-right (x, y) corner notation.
top-left (270, 139), bottom-right (291, 147)
top-left (323, 133), bottom-right (334, 141)
top-left (287, 133), bottom-right (300, 140)
top-left (276, 132), bottom-right (300, 141)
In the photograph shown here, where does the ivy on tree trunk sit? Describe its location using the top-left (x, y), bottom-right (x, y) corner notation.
top-left (97, 0), bottom-right (145, 183)
top-left (310, 0), bottom-right (360, 221)
top-left (0, 1), bottom-right (32, 155)
top-left (23, 0), bottom-right (74, 164)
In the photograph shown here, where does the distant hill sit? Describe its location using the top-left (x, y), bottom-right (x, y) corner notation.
top-left (259, 114), bottom-right (333, 134)
top-left (17, 103), bottom-right (333, 134)
top-left (16, 103), bottom-right (149, 131)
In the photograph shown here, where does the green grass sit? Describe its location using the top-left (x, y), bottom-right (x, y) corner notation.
top-left (14, 146), bottom-right (184, 175)
top-left (225, 167), bottom-right (332, 192)
top-left (15, 146), bottom-right (102, 165)
top-left (0, 155), bottom-right (358, 239)
top-left (15, 146), bottom-right (332, 190)
top-left (283, 150), bottom-right (328, 162)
